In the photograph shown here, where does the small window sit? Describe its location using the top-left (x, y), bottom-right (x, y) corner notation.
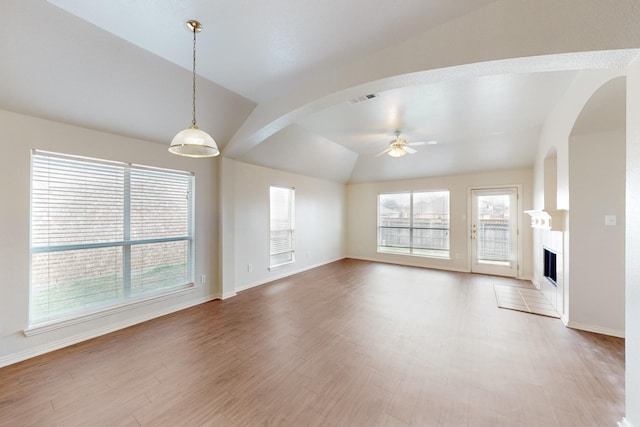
top-left (30, 150), bottom-right (194, 325)
top-left (378, 190), bottom-right (450, 258)
top-left (270, 186), bottom-right (295, 268)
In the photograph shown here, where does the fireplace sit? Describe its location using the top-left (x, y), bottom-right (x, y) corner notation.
top-left (525, 209), bottom-right (565, 315)
top-left (543, 247), bottom-right (557, 286)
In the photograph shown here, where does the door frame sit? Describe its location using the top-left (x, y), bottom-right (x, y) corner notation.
top-left (467, 184), bottom-right (523, 278)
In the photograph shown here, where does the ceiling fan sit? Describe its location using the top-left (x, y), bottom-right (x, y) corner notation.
top-left (376, 131), bottom-right (435, 158)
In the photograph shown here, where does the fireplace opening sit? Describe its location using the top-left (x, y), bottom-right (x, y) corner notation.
top-left (543, 247), bottom-right (557, 286)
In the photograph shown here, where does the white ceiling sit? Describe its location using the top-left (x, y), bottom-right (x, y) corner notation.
top-left (295, 71), bottom-right (579, 182)
top-left (46, 0), bottom-right (497, 103)
top-left (1, 1), bottom-right (638, 183)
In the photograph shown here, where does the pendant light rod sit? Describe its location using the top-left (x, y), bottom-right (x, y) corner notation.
top-left (188, 20), bottom-right (201, 127)
top-left (169, 19), bottom-right (220, 158)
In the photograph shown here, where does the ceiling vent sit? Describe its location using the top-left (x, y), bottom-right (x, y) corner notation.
top-left (348, 93), bottom-right (377, 104)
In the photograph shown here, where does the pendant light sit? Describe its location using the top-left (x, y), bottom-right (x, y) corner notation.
top-left (169, 20), bottom-right (220, 158)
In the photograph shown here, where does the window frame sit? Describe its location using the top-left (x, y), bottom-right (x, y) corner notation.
top-left (377, 190), bottom-right (450, 259)
top-left (269, 185), bottom-right (295, 270)
top-left (28, 150), bottom-right (195, 332)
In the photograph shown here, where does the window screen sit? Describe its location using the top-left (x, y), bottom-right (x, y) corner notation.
top-left (30, 150), bottom-right (194, 325)
top-left (269, 186), bottom-right (295, 268)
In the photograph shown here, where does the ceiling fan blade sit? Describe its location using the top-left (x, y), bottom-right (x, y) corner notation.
top-left (404, 146), bottom-right (417, 154)
top-left (407, 140), bottom-right (438, 146)
top-left (376, 147), bottom-right (392, 157)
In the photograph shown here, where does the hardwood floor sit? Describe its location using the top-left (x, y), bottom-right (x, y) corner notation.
top-left (0, 259), bottom-right (625, 426)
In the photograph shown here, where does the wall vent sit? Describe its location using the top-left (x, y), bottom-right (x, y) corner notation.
top-left (348, 94), bottom-right (377, 104)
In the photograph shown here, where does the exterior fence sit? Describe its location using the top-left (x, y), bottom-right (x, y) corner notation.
top-left (378, 219), bottom-right (510, 262)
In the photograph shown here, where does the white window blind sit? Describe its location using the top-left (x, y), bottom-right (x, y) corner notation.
top-left (378, 190), bottom-right (450, 258)
top-left (269, 186), bottom-right (295, 268)
top-left (30, 150), bottom-right (194, 325)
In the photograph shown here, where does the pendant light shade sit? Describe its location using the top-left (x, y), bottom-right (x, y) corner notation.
top-left (170, 126), bottom-right (219, 157)
top-left (169, 20), bottom-right (220, 158)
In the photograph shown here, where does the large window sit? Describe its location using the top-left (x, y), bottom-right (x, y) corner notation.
top-left (378, 190), bottom-right (450, 258)
top-left (30, 150), bottom-right (194, 325)
top-left (269, 186), bottom-right (295, 268)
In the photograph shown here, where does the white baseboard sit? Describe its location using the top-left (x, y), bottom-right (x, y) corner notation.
top-left (503, 280), bottom-right (623, 338)
top-left (236, 257), bottom-right (345, 292)
top-left (346, 255), bottom-right (469, 273)
top-left (618, 418), bottom-right (635, 427)
top-left (566, 320), bottom-right (625, 338)
top-left (221, 291), bottom-right (237, 299)
top-left (0, 294), bottom-right (219, 369)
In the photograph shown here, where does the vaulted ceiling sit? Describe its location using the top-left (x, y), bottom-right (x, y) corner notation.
top-left (1, 1), bottom-right (639, 183)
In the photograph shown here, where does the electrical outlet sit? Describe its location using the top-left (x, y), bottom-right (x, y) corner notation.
top-left (247, 264), bottom-right (253, 272)
top-left (201, 274), bottom-right (206, 284)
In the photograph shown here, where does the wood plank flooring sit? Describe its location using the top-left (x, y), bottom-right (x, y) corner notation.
top-left (0, 259), bottom-right (625, 426)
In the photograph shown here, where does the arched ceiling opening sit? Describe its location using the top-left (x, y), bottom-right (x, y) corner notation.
top-left (1, 1), bottom-right (639, 183)
top-left (571, 77), bottom-right (627, 137)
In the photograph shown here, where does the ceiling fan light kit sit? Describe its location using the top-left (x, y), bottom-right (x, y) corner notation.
top-left (377, 131), bottom-right (432, 157)
top-left (388, 147), bottom-right (406, 157)
top-left (169, 20), bottom-right (220, 158)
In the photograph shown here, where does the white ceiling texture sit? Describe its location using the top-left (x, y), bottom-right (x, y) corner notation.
top-left (1, 1), bottom-right (639, 183)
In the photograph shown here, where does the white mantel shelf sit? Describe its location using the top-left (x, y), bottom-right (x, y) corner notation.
top-left (524, 209), bottom-right (567, 231)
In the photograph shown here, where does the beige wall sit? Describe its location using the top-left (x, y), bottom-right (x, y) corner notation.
top-left (0, 109), bottom-right (220, 367)
top-left (532, 69), bottom-right (626, 321)
top-left (0, 111), bottom-right (348, 366)
top-left (569, 129), bottom-right (625, 336)
top-left (346, 169), bottom-right (534, 278)
top-left (221, 159), bottom-right (347, 293)
top-left (531, 67), bottom-right (636, 423)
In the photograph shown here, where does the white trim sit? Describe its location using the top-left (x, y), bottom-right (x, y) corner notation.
top-left (347, 255), bottom-right (469, 273)
top-left (1, 294), bottom-right (218, 369)
top-left (350, 254), bottom-right (529, 278)
top-left (30, 150), bottom-right (196, 326)
top-left (24, 284), bottom-right (197, 336)
top-left (268, 259), bottom-right (296, 271)
top-left (221, 291), bottom-right (237, 299)
top-left (468, 185), bottom-right (522, 278)
top-left (32, 149), bottom-right (195, 176)
top-left (566, 320), bottom-right (625, 338)
top-left (618, 418), bottom-right (635, 427)
top-left (237, 257), bottom-right (345, 292)
top-left (377, 190), bottom-right (452, 260)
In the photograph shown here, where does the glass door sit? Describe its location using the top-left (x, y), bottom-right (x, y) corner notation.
top-left (470, 188), bottom-right (519, 277)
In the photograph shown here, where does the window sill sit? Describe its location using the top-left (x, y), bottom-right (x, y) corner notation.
top-left (24, 283), bottom-right (196, 337)
top-left (269, 261), bottom-right (295, 271)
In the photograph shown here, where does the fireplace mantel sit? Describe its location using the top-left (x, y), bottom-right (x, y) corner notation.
top-left (524, 209), bottom-right (566, 231)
